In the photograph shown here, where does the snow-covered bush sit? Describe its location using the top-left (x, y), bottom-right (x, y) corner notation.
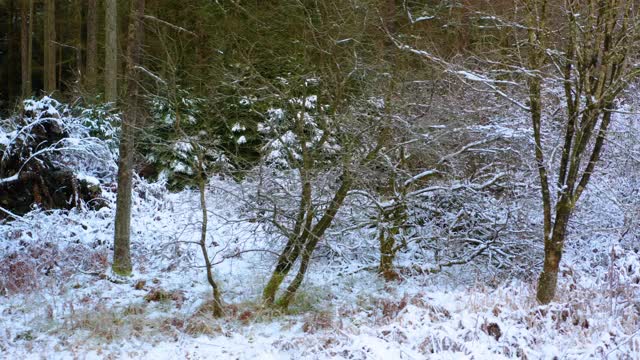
top-left (79, 101), bottom-right (121, 155)
top-left (0, 97), bottom-right (114, 220)
top-left (141, 88), bottom-right (234, 189)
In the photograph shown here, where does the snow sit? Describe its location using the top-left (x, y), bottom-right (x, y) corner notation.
top-left (3, 85), bottom-right (640, 359)
top-left (239, 97), bottom-right (254, 106)
top-left (0, 173), bottom-right (18, 184)
top-left (173, 141), bottom-right (193, 154)
top-left (304, 95), bottom-right (318, 110)
top-left (171, 160), bottom-right (193, 174)
top-left (1, 167), bottom-right (639, 359)
top-left (76, 173), bottom-right (100, 186)
top-left (267, 108), bottom-right (285, 122)
top-left (0, 129), bottom-right (14, 147)
top-left (231, 123), bottom-right (246, 133)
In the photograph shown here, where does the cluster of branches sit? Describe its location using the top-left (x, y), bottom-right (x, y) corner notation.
top-left (4, 0), bottom-right (639, 316)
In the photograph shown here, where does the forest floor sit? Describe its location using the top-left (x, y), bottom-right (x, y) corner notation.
top-left (1, 179), bottom-right (639, 360)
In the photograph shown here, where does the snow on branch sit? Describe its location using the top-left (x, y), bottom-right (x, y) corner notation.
top-left (143, 15), bottom-right (196, 36)
top-left (403, 169), bottom-right (441, 187)
top-left (408, 172), bottom-right (507, 198)
top-left (438, 137), bottom-right (500, 165)
top-left (392, 39), bottom-right (531, 112)
top-left (0, 205), bottom-right (27, 222)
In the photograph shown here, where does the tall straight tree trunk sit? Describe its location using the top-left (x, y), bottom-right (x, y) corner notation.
top-left (104, 0), bottom-right (118, 103)
top-left (7, 0), bottom-right (17, 99)
top-left (20, 0), bottom-right (33, 98)
top-left (43, 0), bottom-right (56, 94)
top-left (112, 0), bottom-right (145, 277)
top-left (85, 0), bottom-right (98, 91)
top-left (73, 0), bottom-right (83, 80)
top-left (375, 0), bottom-right (401, 281)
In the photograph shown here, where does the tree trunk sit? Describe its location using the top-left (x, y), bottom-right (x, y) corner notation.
top-left (7, 0), bottom-right (19, 100)
top-left (198, 169), bottom-right (223, 317)
top-left (43, 0), bottom-right (56, 94)
top-left (276, 171), bottom-right (352, 309)
top-left (276, 238), bottom-right (315, 309)
top-left (536, 199), bottom-right (572, 304)
top-left (85, 0), bottom-right (98, 91)
top-left (379, 229), bottom-right (399, 281)
top-left (72, 0), bottom-right (83, 81)
top-left (262, 234), bottom-right (305, 304)
top-left (262, 162), bottom-right (314, 305)
top-left (112, 0), bottom-right (145, 277)
top-left (104, 0), bottom-right (118, 103)
top-left (20, 0), bottom-right (33, 98)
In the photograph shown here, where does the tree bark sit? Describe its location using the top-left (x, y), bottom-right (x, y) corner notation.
top-left (20, 0), bottom-right (33, 98)
top-left (43, 0), bottom-right (56, 94)
top-left (262, 122), bottom-right (315, 305)
top-left (379, 227), bottom-right (400, 281)
top-left (198, 167), bottom-right (224, 317)
top-left (536, 198), bottom-right (572, 303)
top-left (7, 0), bottom-right (18, 100)
top-left (112, 0), bottom-right (145, 277)
top-left (276, 170), bottom-right (352, 309)
top-left (85, 0), bottom-right (98, 91)
top-left (72, 0), bottom-right (83, 81)
top-left (262, 191), bottom-right (312, 304)
top-left (104, 0), bottom-right (118, 103)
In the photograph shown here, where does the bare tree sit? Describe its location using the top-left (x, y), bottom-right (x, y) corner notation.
top-left (195, 148), bottom-right (224, 316)
top-left (104, 0), bottom-right (118, 103)
top-left (43, 0), bottom-right (56, 94)
top-left (113, 0), bottom-right (145, 277)
top-left (396, 0), bottom-right (640, 304)
top-left (20, 0), bottom-right (33, 98)
top-left (525, 0), bottom-right (640, 303)
top-left (85, 0), bottom-right (98, 91)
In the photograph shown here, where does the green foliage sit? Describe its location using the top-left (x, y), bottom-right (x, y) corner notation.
top-left (79, 102), bottom-right (121, 155)
top-left (141, 87), bottom-right (233, 190)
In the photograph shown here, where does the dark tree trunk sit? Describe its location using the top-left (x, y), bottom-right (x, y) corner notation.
top-left (7, 0), bottom-right (18, 100)
top-left (73, 0), bottom-right (83, 81)
top-left (262, 168), bottom-right (313, 305)
top-left (262, 235), bottom-right (305, 305)
top-left (85, 0), bottom-right (98, 91)
top-left (379, 229), bottom-right (400, 281)
top-left (43, 0), bottom-right (56, 94)
top-left (112, 0), bottom-right (145, 277)
top-left (20, 0), bottom-right (33, 98)
top-left (104, 0), bottom-right (118, 103)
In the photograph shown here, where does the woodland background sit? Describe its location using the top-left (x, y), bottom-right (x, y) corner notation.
top-left (1, 1), bottom-right (640, 358)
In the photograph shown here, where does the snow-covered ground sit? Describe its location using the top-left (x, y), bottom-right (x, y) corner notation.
top-left (1, 175), bottom-right (639, 360)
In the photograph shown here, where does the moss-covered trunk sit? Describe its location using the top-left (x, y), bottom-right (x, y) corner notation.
top-left (262, 236), bottom-right (304, 304)
top-left (275, 171), bottom-right (352, 309)
top-left (536, 200), bottom-right (572, 304)
top-left (379, 228), bottom-right (399, 281)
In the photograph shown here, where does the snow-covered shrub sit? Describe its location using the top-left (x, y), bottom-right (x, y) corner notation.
top-left (79, 101), bottom-right (120, 155)
top-left (0, 97), bottom-right (114, 219)
top-left (0, 209), bottom-right (111, 295)
top-left (142, 88), bottom-right (234, 189)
